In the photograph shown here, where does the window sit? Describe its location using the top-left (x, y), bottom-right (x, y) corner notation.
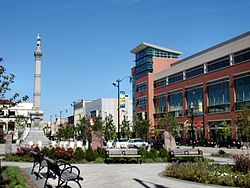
top-left (169, 90), bottom-right (183, 117)
top-left (234, 48), bottom-right (250, 64)
top-left (168, 72), bottom-right (183, 84)
top-left (207, 78), bottom-right (230, 113)
top-left (186, 85), bottom-right (203, 115)
top-left (135, 62), bottom-right (153, 75)
top-left (137, 97), bottom-right (147, 106)
top-left (186, 65), bottom-right (204, 79)
top-left (235, 72), bottom-right (250, 110)
top-left (136, 82), bottom-right (147, 92)
top-left (207, 56), bottom-right (230, 72)
top-left (154, 78), bottom-right (166, 88)
top-left (154, 94), bottom-right (166, 114)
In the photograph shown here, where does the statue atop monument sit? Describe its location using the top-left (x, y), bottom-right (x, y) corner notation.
top-left (30, 33), bottom-right (44, 128)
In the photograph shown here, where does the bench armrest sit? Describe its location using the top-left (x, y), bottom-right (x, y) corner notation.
top-left (62, 165), bottom-right (81, 177)
top-left (57, 159), bottom-right (72, 171)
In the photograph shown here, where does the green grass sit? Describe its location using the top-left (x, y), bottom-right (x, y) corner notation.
top-left (1, 166), bottom-right (29, 188)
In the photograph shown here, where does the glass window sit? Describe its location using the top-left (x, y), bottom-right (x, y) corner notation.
top-left (154, 78), bottom-right (166, 88)
top-left (168, 72), bottom-right (183, 84)
top-left (169, 90), bottom-right (183, 117)
top-left (207, 78), bottom-right (230, 113)
top-left (136, 82), bottom-right (147, 92)
top-left (186, 86), bottom-right (203, 115)
top-left (186, 65), bottom-right (204, 79)
top-left (234, 48), bottom-right (250, 64)
top-left (137, 97), bottom-right (147, 106)
top-left (235, 72), bottom-right (250, 110)
top-left (154, 94), bottom-right (166, 114)
top-left (207, 56), bottom-right (230, 72)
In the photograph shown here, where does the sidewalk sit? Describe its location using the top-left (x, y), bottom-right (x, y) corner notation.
top-left (2, 162), bottom-right (230, 188)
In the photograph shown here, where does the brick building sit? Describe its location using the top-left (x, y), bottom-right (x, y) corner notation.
top-left (131, 31), bottom-right (250, 144)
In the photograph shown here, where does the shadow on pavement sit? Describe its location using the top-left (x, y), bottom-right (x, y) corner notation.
top-left (133, 178), bottom-right (169, 188)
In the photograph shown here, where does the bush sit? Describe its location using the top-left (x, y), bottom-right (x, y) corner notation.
top-left (96, 148), bottom-right (106, 158)
top-left (74, 147), bottom-right (85, 162)
top-left (158, 148), bottom-right (169, 160)
top-left (1, 166), bottom-right (28, 188)
top-left (231, 153), bottom-right (250, 173)
top-left (85, 149), bottom-right (96, 162)
top-left (148, 148), bottom-right (158, 160)
top-left (164, 162), bottom-right (250, 187)
top-left (95, 157), bottom-right (104, 163)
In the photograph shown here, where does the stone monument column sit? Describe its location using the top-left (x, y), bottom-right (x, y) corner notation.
top-left (30, 33), bottom-right (44, 128)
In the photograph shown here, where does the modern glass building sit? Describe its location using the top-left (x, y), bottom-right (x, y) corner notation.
top-left (131, 31), bottom-right (250, 143)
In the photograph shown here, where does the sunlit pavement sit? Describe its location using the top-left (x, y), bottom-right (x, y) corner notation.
top-left (2, 161), bottom-right (231, 188)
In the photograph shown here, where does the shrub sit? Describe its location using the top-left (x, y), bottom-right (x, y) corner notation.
top-left (164, 162), bottom-right (250, 187)
top-left (1, 166), bottom-right (28, 188)
top-left (96, 148), bottom-right (106, 158)
top-left (158, 148), bottom-right (169, 160)
top-left (85, 149), bottom-right (96, 162)
top-left (138, 147), bottom-right (148, 160)
top-left (148, 148), bottom-right (158, 160)
top-left (95, 157), bottom-right (104, 163)
top-left (74, 147), bottom-right (85, 162)
top-left (231, 153), bottom-right (250, 173)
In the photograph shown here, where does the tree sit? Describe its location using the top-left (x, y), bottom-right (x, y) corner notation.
top-left (133, 119), bottom-right (150, 141)
top-left (0, 58), bottom-right (28, 107)
top-left (157, 113), bottom-right (178, 138)
top-left (121, 117), bottom-right (132, 139)
top-left (92, 116), bottom-right (103, 134)
top-left (103, 114), bottom-right (116, 141)
top-left (76, 115), bottom-right (92, 147)
top-left (220, 121), bottom-right (231, 138)
top-left (235, 108), bottom-right (250, 148)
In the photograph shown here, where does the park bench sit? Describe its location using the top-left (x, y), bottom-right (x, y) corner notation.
top-left (31, 151), bottom-right (47, 179)
top-left (106, 148), bottom-right (142, 164)
top-left (170, 148), bottom-right (203, 160)
top-left (44, 157), bottom-right (83, 188)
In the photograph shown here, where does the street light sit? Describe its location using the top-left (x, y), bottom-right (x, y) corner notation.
top-left (190, 102), bottom-right (195, 149)
top-left (59, 109), bottom-right (67, 126)
top-left (112, 76), bottom-right (131, 140)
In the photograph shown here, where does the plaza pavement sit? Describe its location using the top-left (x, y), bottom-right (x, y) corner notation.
top-left (2, 162), bottom-right (231, 188)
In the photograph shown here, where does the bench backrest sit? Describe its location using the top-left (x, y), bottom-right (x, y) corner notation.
top-left (106, 149), bottom-right (139, 155)
top-left (44, 157), bottom-right (61, 176)
top-left (31, 151), bottom-right (44, 163)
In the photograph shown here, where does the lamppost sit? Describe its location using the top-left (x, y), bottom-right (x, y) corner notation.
top-left (190, 102), bottom-right (195, 148)
top-left (59, 109), bottom-right (67, 127)
top-left (112, 76), bottom-right (131, 140)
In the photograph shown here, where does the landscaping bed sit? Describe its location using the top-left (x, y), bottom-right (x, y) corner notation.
top-left (164, 153), bottom-right (250, 188)
top-left (0, 166), bottom-right (36, 188)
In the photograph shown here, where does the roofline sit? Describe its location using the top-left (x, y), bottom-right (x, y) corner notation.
top-left (172, 31), bottom-right (250, 66)
top-left (130, 42), bottom-right (182, 55)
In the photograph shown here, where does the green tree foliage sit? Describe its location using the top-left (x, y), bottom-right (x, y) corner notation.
top-left (56, 125), bottom-right (74, 140)
top-left (157, 113), bottom-right (178, 137)
top-left (0, 58), bottom-right (28, 107)
top-left (121, 117), bottom-right (132, 139)
top-left (220, 121), bottom-right (231, 138)
top-left (235, 108), bottom-right (250, 145)
top-left (103, 114), bottom-right (116, 141)
top-left (76, 115), bottom-right (90, 139)
top-left (133, 119), bottom-right (150, 141)
top-left (92, 116), bottom-right (103, 134)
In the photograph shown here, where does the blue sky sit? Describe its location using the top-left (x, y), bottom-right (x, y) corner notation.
top-left (1, 0), bottom-right (250, 121)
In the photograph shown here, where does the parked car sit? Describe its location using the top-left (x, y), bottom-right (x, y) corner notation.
top-left (127, 138), bottom-right (149, 149)
top-left (217, 139), bottom-right (242, 149)
top-left (112, 138), bottom-right (129, 148)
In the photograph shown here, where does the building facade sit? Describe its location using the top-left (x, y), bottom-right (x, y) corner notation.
top-left (73, 98), bottom-right (133, 132)
top-left (0, 102), bottom-right (33, 140)
top-left (131, 31), bottom-right (250, 143)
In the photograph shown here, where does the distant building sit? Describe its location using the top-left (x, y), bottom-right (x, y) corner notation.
top-left (131, 31), bottom-right (250, 143)
top-left (73, 97), bottom-right (133, 132)
top-left (0, 101), bottom-right (33, 140)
